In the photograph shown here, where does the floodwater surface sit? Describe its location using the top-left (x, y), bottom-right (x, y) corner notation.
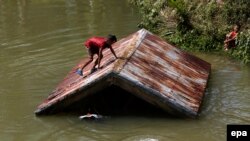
top-left (0, 0), bottom-right (249, 141)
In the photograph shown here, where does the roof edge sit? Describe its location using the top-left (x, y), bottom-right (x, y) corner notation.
top-left (35, 72), bottom-right (115, 115)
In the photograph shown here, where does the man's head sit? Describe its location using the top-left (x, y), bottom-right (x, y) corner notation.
top-left (233, 24), bottom-right (240, 32)
top-left (106, 34), bottom-right (117, 45)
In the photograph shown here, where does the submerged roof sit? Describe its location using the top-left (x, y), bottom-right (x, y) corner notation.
top-left (35, 29), bottom-right (211, 118)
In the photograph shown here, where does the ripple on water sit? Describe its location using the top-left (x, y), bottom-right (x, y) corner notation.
top-left (121, 135), bottom-right (168, 141)
top-left (58, 117), bottom-right (167, 140)
top-left (201, 60), bottom-right (250, 125)
top-left (32, 117), bottom-right (97, 141)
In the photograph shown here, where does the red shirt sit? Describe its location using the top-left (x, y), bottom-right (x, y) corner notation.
top-left (229, 31), bottom-right (237, 39)
top-left (84, 37), bottom-right (110, 49)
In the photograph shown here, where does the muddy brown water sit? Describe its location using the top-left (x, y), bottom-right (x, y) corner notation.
top-left (0, 1), bottom-right (249, 141)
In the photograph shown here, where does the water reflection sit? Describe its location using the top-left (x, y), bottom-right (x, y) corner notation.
top-left (17, 0), bottom-right (27, 25)
top-left (0, 0), bottom-right (138, 41)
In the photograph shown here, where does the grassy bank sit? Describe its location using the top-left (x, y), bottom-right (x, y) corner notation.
top-left (129, 0), bottom-right (250, 64)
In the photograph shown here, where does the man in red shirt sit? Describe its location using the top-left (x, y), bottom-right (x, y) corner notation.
top-left (224, 25), bottom-right (239, 51)
top-left (76, 34), bottom-right (118, 76)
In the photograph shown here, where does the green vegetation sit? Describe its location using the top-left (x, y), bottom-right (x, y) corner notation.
top-left (129, 0), bottom-right (250, 64)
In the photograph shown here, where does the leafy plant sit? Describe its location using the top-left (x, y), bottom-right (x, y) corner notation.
top-left (129, 0), bottom-right (250, 64)
top-left (232, 30), bottom-right (250, 64)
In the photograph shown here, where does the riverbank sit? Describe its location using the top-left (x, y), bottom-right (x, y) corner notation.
top-left (129, 0), bottom-right (249, 64)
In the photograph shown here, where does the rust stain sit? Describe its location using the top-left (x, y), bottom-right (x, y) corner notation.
top-left (122, 56), bottom-right (201, 112)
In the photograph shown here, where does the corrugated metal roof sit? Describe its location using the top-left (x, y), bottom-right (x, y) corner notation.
top-left (35, 29), bottom-right (211, 117)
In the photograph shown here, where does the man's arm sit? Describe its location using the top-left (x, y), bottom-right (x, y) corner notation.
top-left (97, 48), bottom-right (103, 69)
top-left (109, 46), bottom-right (118, 59)
top-left (224, 32), bottom-right (238, 43)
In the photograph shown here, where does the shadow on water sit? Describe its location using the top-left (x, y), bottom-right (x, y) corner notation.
top-left (63, 85), bottom-right (173, 118)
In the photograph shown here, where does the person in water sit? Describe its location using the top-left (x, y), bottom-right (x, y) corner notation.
top-left (224, 24), bottom-right (239, 51)
top-left (79, 108), bottom-right (103, 120)
top-left (76, 34), bottom-right (119, 76)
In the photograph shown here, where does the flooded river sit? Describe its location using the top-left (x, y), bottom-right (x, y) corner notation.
top-left (0, 0), bottom-right (249, 141)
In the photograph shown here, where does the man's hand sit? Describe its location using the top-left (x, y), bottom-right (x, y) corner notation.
top-left (97, 66), bottom-right (103, 69)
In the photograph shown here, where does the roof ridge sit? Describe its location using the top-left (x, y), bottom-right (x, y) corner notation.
top-left (112, 28), bottom-right (149, 74)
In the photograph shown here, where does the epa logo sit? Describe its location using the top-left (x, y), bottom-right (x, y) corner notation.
top-left (231, 131), bottom-right (247, 138)
top-left (227, 125), bottom-right (249, 141)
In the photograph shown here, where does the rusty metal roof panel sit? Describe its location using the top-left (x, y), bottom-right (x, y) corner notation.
top-left (35, 29), bottom-right (211, 117)
top-left (118, 32), bottom-right (210, 117)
